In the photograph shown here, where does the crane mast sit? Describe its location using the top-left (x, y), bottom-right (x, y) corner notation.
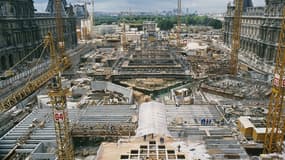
top-left (121, 11), bottom-right (128, 51)
top-left (230, 0), bottom-right (243, 75)
top-left (263, 6), bottom-right (285, 154)
top-left (55, 0), bottom-right (66, 58)
top-left (0, 1), bottom-right (70, 113)
top-left (91, 0), bottom-right (94, 29)
top-left (122, 21), bottom-right (127, 51)
top-left (177, 0), bottom-right (181, 47)
top-left (50, 0), bottom-right (74, 159)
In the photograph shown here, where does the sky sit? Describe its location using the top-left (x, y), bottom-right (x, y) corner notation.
top-left (34, 0), bottom-right (266, 13)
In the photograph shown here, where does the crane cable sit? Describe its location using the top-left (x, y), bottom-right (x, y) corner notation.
top-left (24, 44), bottom-right (48, 86)
top-left (7, 42), bottom-right (45, 71)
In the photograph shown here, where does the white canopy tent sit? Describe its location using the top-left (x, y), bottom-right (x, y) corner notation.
top-left (136, 101), bottom-right (171, 137)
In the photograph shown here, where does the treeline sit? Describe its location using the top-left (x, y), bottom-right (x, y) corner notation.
top-left (158, 15), bottom-right (223, 30)
top-left (95, 15), bottom-right (223, 30)
top-left (95, 16), bottom-right (118, 25)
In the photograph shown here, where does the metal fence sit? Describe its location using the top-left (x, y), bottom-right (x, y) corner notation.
top-left (0, 61), bottom-right (50, 89)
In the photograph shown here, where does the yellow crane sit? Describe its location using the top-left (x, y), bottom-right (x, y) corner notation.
top-left (0, 42), bottom-right (71, 112)
top-left (263, 5), bottom-right (285, 154)
top-left (177, 0), bottom-right (181, 47)
top-left (50, 0), bottom-right (74, 159)
top-left (91, 0), bottom-right (95, 30)
top-left (230, 0), bottom-right (243, 75)
top-left (1, 0), bottom-right (74, 158)
top-left (0, 29), bottom-right (72, 160)
top-left (1, 0), bottom-right (73, 158)
top-left (120, 10), bottom-right (129, 51)
top-left (122, 21), bottom-right (127, 51)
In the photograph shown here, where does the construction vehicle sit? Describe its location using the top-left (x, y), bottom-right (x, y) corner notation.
top-left (3, 70), bottom-right (15, 78)
top-left (230, 0), bottom-right (243, 75)
top-left (263, 5), bottom-right (285, 154)
top-left (0, 70), bottom-right (15, 80)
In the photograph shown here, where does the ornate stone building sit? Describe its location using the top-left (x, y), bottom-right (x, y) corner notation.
top-left (224, 0), bottom-right (284, 73)
top-left (0, 0), bottom-right (40, 71)
top-left (0, 0), bottom-right (77, 72)
top-left (73, 4), bottom-right (91, 40)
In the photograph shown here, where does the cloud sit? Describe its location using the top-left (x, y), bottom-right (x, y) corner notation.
top-left (33, 0), bottom-right (266, 13)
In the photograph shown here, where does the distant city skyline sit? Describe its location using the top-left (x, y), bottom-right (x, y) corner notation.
top-left (34, 0), bottom-right (265, 13)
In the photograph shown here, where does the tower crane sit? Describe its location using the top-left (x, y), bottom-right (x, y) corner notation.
top-left (122, 21), bottom-right (127, 51)
top-left (0, 0), bottom-right (74, 158)
top-left (91, 0), bottom-right (94, 28)
top-left (177, 0), bottom-right (182, 48)
top-left (230, 0), bottom-right (243, 75)
top-left (263, 5), bottom-right (285, 154)
top-left (49, 0), bottom-right (74, 159)
top-left (0, 40), bottom-right (71, 112)
top-left (120, 11), bottom-right (128, 51)
top-left (2, 33), bottom-right (59, 160)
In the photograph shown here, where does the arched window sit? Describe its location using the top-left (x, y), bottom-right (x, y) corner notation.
top-left (1, 56), bottom-right (7, 70)
top-left (8, 54), bottom-right (13, 67)
top-left (0, 3), bottom-right (3, 16)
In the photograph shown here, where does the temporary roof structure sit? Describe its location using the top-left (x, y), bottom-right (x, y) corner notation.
top-left (136, 101), bottom-right (170, 137)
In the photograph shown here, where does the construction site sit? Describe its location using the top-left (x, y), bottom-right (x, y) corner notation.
top-left (1, 0), bottom-right (285, 160)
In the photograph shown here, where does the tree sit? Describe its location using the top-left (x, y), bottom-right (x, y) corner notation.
top-left (94, 14), bottom-right (223, 30)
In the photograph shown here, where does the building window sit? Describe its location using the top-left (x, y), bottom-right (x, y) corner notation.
top-left (10, 6), bottom-right (14, 15)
